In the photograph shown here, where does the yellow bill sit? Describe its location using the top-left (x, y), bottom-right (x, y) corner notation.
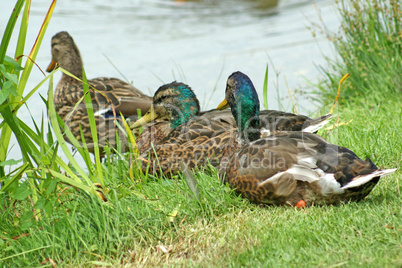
top-left (216, 98), bottom-right (230, 110)
top-left (131, 105), bottom-right (157, 129)
top-left (46, 60), bottom-right (57, 72)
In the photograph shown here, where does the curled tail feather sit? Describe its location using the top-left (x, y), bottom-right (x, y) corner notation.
top-left (342, 168), bottom-right (397, 189)
top-left (303, 114), bottom-right (332, 133)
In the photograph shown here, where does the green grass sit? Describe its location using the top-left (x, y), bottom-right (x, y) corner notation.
top-left (0, 169), bottom-right (249, 266)
top-left (1, 96), bottom-right (400, 266)
top-left (314, 0), bottom-right (401, 103)
top-left (1, 0), bottom-right (401, 267)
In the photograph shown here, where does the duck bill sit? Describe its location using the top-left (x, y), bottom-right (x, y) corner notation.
top-left (131, 105), bottom-right (158, 129)
top-left (216, 98), bottom-right (230, 110)
top-left (46, 60), bottom-right (57, 72)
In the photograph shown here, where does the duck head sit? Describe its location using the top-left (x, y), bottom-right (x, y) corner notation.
top-left (217, 71), bottom-right (261, 142)
top-left (131, 82), bottom-right (200, 129)
top-left (47, 31), bottom-right (83, 76)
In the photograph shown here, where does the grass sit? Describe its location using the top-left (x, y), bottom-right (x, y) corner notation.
top-left (1, 169), bottom-right (249, 266)
top-left (1, 0), bottom-right (401, 267)
top-left (313, 0), bottom-right (401, 103)
top-left (1, 99), bottom-right (400, 267)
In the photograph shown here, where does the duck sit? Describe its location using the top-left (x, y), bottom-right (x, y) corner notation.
top-left (47, 31), bottom-right (153, 154)
top-left (132, 82), bottom-right (235, 175)
top-left (132, 79), bottom-right (331, 175)
top-left (218, 71), bottom-right (396, 207)
top-left (216, 96), bottom-right (331, 135)
top-left (131, 81), bottom-right (237, 152)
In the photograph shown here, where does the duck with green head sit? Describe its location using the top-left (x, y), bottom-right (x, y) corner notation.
top-left (47, 31), bottom-right (152, 155)
top-left (132, 76), bottom-right (332, 174)
top-left (216, 82), bottom-right (332, 135)
top-left (132, 79), bottom-right (249, 148)
top-left (133, 81), bottom-right (236, 174)
top-left (218, 71), bottom-right (396, 207)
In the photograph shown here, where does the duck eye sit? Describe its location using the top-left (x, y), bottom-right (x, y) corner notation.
top-left (155, 94), bottom-right (169, 104)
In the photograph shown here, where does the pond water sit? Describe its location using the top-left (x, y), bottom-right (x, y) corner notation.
top-left (1, 0), bottom-right (340, 162)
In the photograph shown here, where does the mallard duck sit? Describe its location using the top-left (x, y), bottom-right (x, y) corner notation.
top-left (47, 31), bottom-right (152, 154)
top-left (218, 71), bottom-right (396, 207)
top-left (216, 96), bottom-right (331, 135)
top-left (132, 79), bottom-right (331, 175)
top-left (131, 78), bottom-right (332, 148)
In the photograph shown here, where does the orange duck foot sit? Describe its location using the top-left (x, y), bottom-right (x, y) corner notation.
top-left (295, 200), bottom-right (306, 209)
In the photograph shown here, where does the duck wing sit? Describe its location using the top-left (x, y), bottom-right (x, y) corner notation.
top-left (219, 132), bottom-right (395, 206)
top-left (259, 110), bottom-right (332, 133)
top-left (140, 115), bottom-right (236, 175)
top-left (201, 109), bottom-right (331, 133)
top-left (89, 77), bottom-right (152, 117)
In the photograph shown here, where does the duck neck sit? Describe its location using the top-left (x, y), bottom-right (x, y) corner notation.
top-left (170, 85), bottom-right (200, 128)
top-left (60, 48), bottom-right (84, 79)
top-left (231, 95), bottom-right (261, 143)
top-left (236, 108), bottom-right (261, 143)
top-left (170, 103), bottom-right (199, 129)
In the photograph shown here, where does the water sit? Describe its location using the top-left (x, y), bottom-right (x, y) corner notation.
top-left (0, 0), bottom-right (340, 162)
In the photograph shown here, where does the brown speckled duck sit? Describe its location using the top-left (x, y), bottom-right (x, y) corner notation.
top-left (131, 79), bottom-right (331, 175)
top-left (47, 31), bottom-right (152, 154)
top-left (218, 71), bottom-right (396, 207)
top-left (131, 82), bottom-right (235, 174)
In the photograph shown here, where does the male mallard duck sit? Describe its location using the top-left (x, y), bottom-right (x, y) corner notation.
top-left (47, 31), bottom-right (152, 154)
top-left (132, 79), bottom-right (330, 175)
top-left (130, 82), bottom-right (233, 151)
top-left (218, 71), bottom-right (396, 207)
top-left (216, 95), bottom-right (331, 135)
top-left (132, 82), bottom-right (235, 174)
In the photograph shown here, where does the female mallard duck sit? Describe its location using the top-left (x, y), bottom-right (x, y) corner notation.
top-left (132, 79), bottom-right (331, 175)
top-left (218, 71), bottom-right (396, 207)
top-left (47, 31), bottom-right (152, 154)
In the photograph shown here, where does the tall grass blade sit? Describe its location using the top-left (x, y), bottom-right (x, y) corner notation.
top-left (180, 161), bottom-right (200, 200)
top-left (262, 64), bottom-right (269, 110)
top-left (14, 0), bottom-right (30, 68)
top-left (0, 162), bottom-right (29, 193)
top-left (47, 73), bottom-right (96, 190)
top-left (0, 0), bottom-right (24, 62)
top-left (81, 68), bottom-right (104, 185)
top-left (0, 0), bottom-right (25, 176)
top-left (16, 0), bottom-right (57, 98)
top-left (329, 73), bottom-right (350, 114)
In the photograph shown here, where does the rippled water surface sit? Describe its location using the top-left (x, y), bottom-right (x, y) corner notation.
top-left (1, 0), bottom-right (340, 159)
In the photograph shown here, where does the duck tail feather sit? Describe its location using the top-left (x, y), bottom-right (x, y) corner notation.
top-left (341, 168), bottom-right (397, 190)
top-left (302, 114), bottom-right (332, 133)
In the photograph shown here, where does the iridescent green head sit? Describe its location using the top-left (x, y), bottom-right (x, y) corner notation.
top-left (224, 71), bottom-right (260, 142)
top-left (151, 82), bottom-right (200, 129)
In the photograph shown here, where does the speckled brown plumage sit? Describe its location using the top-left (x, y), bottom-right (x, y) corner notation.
top-left (217, 71), bottom-right (396, 206)
top-left (135, 120), bottom-right (171, 151)
top-left (219, 131), bottom-right (393, 206)
top-left (47, 31), bottom-right (152, 154)
top-left (132, 80), bottom-right (331, 175)
top-left (139, 114), bottom-right (236, 175)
